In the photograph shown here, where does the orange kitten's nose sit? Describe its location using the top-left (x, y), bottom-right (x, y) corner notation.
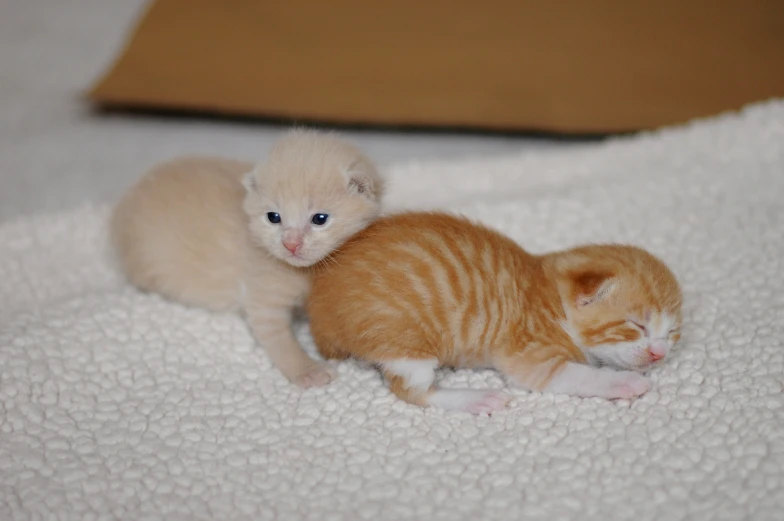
top-left (648, 342), bottom-right (666, 362)
top-left (283, 238), bottom-right (302, 254)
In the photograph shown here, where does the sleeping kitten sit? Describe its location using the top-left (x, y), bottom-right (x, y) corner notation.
top-left (307, 212), bottom-right (682, 413)
top-left (111, 130), bottom-right (383, 387)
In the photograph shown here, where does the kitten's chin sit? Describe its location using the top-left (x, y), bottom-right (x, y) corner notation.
top-left (270, 249), bottom-right (329, 268)
top-left (584, 351), bottom-right (657, 373)
top-left (603, 359), bottom-right (659, 373)
top-left (275, 253), bottom-right (320, 268)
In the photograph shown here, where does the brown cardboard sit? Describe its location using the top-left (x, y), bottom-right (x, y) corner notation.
top-left (88, 0), bottom-right (784, 134)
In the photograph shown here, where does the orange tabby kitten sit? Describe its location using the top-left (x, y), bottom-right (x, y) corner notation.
top-left (307, 212), bottom-right (682, 414)
top-left (111, 130), bottom-right (383, 387)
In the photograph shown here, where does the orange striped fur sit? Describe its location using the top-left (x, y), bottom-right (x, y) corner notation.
top-left (308, 212), bottom-right (683, 414)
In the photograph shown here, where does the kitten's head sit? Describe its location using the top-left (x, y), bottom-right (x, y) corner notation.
top-left (555, 245), bottom-right (683, 372)
top-left (242, 129), bottom-right (383, 267)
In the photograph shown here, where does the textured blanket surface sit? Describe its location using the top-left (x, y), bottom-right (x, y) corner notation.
top-left (2, 102), bottom-right (784, 521)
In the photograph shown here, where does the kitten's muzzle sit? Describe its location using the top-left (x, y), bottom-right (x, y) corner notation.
top-left (647, 340), bottom-right (667, 362)
top-left (283, 237), bottom-right (303, 254)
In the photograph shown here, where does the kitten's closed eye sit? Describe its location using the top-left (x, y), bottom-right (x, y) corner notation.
top-left (629, 320), bottom-right (647, 335)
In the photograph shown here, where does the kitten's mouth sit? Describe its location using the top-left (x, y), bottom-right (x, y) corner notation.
top-left (279, 250), bottom-right (313, 267)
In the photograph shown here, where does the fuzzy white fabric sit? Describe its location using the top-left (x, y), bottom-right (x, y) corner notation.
top-left (2, 100), bottom-right (784, 521)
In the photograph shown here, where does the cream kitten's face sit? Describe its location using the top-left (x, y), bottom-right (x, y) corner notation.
top-left (560, 250), bottom-right (683, 372)
top-left (242, 142), bottom-right (382, 267)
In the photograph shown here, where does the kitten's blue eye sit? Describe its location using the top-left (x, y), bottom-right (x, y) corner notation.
top-left (311, 213), bottom-right (329, 226)
top-left (267, 212), bottom-right (281, 224)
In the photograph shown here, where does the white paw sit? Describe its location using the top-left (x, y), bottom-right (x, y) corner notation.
top-left (463, 391), bottom-right (512, 415)
top-left (293, 363), bottom-right (336, 388)
top-left (606, 371), bottom-right (650, 400)
top-left (429, 388), bottom-right (511, 415)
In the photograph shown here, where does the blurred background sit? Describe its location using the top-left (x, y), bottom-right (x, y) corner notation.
top-left (2, 0), bottom-right (782, 222)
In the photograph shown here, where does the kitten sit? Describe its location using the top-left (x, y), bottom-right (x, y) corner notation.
top-left (307, 211), bottom-right (682, 414)
top-left (111, 130), bottom-right (383, 387)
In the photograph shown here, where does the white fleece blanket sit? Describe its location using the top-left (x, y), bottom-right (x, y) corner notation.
top-left (2, 101), bottom-right (784, 521)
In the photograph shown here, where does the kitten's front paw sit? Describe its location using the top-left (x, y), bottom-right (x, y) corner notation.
top-left (607, 371), bottom-right (650, 400)
top-left (293, 362), bottom-right (336, 388)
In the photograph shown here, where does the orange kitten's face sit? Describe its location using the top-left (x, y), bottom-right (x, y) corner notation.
top-left (242, 135), bottom-right (382, 267)
top-left (571, 305), bottom-right (682, 372)
top-left (559, 247), bottom-right (683, 372)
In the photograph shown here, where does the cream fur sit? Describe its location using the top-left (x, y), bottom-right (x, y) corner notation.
top-left (110, 129), bottom-right (383, 387)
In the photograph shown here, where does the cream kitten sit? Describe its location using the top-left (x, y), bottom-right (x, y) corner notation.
top-left (111, 130), bottom-right (383, 387)
top-left (308, 212), bottom-right (683, 413)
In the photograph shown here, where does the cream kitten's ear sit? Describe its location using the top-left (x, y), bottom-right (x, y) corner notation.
top-left (346, 160), bottom-right (381, 200)
top-left (571, 269), bottom-right (616, 307)
top-left (242, 170), bottom-right (258, 193)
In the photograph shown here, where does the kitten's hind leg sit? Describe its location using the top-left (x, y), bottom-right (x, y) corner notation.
top-left (381, 358), bottom-right (439, 407)
top-left (246, 310), bottom-right (334, 388)
top-left (428, 389), bottom-right (511, 415)
top-left (381, 358), bottom-right (510, 414)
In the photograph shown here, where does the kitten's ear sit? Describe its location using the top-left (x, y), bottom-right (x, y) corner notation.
top-left (346, 160), bottom-right (382, 200)
top-left (242, 170), bottom-right (257, 193)
top-left (571, 269), bottom-right (616, 307)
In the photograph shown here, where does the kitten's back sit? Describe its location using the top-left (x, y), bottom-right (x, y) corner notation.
top-left (308, 212), bottom-right (534, 364)
top-left (111, 156), bottom-right (252, 311)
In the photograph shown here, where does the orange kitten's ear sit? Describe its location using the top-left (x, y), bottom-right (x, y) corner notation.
top-left (346, 159), bottom-right (381, 200)
top-left (571, 269), bottom-right (616, 307)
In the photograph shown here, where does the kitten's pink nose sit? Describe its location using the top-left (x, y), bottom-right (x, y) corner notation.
top-left (283, 238), bottom-right (302, 254)
top-left (648, 342), bottom-right (666, 362)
